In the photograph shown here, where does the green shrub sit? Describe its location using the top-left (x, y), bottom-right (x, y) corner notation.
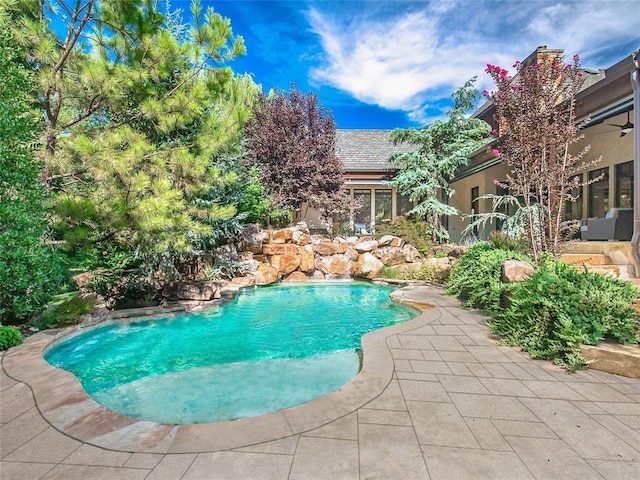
top-left (446, 242), bottom-right (532, 315)
top-left (381, 264), bottom-right (450, 284)
top-left (492, 259), bottom-right (640, 371)
top-left (33, 293), bottom-right (96, 330)
top-left (375, 216), bottom-right (431, 254)
top-left (488, 231), bottom-right (529, 254)
top-left (0, 325), bottom-right (23, 350)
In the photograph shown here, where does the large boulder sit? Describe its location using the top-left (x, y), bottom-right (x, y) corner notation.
top-left (213, 244), bottom-right (238, 263)
top-left (501, 260), bottom-right (535, 283)
top-left (315, 254), bottom-right (350, 275)
top-left (238, 224), bottom-right (265, 254)
top-left (315, 241), bottom-right (348, 255)
top-left (291, 222), bottom-right (311, 245)
top-left (255, 263), bottom-right (279, 284)
top-left (402, 244), bottom-right (422, 263)
top-left (374, 246), bottom-right (406, 266)
top-left (262, 243), bottom-right (299, 255)
top-left (166, 281), bottom-right (220, 301)
top-left (351, 253), bottom-right (385, 279)
top-left (283, 271), bottom-right (309, 283)
top-left (299, 244), bottom-right (316, 272)
top-left (268, 254), bottom-right (301, 275)
top-left (354, 240), bottom-right (379, 253)
top-left (378, 235), bottom-right (405, 248)
top-left (310, 270), bottom-right (325, 281)
top-left (268, 228), bottom-right (293, 244)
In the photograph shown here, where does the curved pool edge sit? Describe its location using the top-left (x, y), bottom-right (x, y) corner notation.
top-left (1, 285), bottom-right (441, 453)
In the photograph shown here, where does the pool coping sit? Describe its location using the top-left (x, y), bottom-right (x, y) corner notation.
top-left (1, 285), bottom-right (438, 453)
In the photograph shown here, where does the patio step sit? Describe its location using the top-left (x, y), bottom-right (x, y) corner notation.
top-left (560, 253), bottom-right (611, 265)
top-left (560, 253), bottom-right (635, 281)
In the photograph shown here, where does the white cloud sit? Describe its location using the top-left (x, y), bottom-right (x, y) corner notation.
top-left (305, 0), bottom-right (640, 125)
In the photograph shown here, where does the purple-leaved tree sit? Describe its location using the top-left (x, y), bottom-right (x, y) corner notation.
top-left (243, 86), bottom-right (350, 225)
top-left (485, 52), bottom-right (597, 259)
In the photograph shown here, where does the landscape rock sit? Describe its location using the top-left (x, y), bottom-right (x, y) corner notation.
top-left (351, 253), bottom-right (385, 279)
top-left (354, 240), bottom-right (379, 253)
top-left (231, 276), bottom-right (256, 287)
top-left (378, 235), bottom-right (405, 248)
top-left (374, 246), bottom-right (406, 266)
top-left (283, 271), bottom-right (309, 282)
top-left (299, 244), bottom-right (316, 272)
top-left (346, 247), bottom-right (359, 261)
top-left (238, 224), bottom-right (265, 254)
top-left (310, 270), bottom-right (325, 281)
top-left (315, 241), bottom-right (348, 255)
top-left (268, 228), bottom-right (293, 244)
top-left (73, 271), bottom-right (96, 290)
top-left (214, 244), bottom-right (238, 263)
top-left (166, 281), bottom-right (219, 301)
top-left (316, 254), bottom-right (350, 275)
top-left (262, 243), bottom-right (299, 255)
top-left (268, 254), bottom-right (301, 275)
top-left (501, 260), bottom-right (535, 283)
top-left (402, 244), bottom-right (422, 263)
top-left (255, 263), bottom-right (279, 284)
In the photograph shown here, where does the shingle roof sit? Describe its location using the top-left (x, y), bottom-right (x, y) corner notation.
top-left (336, 129), bottom-right (414, 172)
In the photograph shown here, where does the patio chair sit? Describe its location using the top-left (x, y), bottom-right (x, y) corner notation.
top-left (580, 208), bottom-right (633, 241)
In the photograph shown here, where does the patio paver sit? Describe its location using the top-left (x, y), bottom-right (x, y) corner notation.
top-left (1, 285), bottom-right (639, 479)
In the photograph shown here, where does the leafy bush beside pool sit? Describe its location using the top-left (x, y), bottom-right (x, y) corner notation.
top-left (447, 242), bottom-right (640, 371)
top-left (0, 325), bottom-right (23, 350)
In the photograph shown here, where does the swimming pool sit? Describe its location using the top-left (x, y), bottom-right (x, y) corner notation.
top-left (45, 282), bottom-right (416, 424)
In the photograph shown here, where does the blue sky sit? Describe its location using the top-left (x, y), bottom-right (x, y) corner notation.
top-left (174, 1), bottom-right (640, 129)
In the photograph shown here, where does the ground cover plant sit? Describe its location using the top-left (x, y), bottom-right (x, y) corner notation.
top-left (492, 260), bottom-right (640, 371)
top-left (446, 240), bottom-right (531, 315)
top-left (0, 325), bottom-right (23, 351)
top-left (447, 241), bottom-right (640, 371)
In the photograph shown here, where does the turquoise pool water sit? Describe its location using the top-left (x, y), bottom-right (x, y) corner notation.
top-left (45, 282), bottom-right (415, 424)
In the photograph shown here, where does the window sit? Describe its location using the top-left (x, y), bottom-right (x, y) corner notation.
top-left (495, 184), bottom-right (509, 230)
top-left (353, 189), bottom-right (371, 231)
top-left (396, 192), bottom-right (414, 216)
top-left (375, 189), bottom-right (392, 225)
top-left (588, 168), bottom-right (609, 217)
top-left (471, 186), bottom-right (480, 238)
top-left (565, 174), bottom-right (583, 221)
top-left (615, 161), bottom-right (633, 208)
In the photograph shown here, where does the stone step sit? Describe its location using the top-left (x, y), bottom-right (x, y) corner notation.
top-left (560, 253), bottom-right (611, 265)
top-left (581, 263), bottom-right (639, 281)
top-left (581, 342), bottom-right (640, 379)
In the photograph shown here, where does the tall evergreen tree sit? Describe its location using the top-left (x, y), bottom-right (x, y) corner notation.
top-left (0, 14), bottom-right (64, 324)
top-left (388, 78), bottom-right (491, 242)
top-left (8, 0), bottom-right (255, 276)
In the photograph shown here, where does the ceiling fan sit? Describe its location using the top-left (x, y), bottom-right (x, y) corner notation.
top-left (608, 111), bottom-right (634, 137)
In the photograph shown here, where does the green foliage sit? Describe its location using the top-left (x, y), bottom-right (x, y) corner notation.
top-left (382, 264), bottom-right (450, 284)
top-left (487, 231), bottom-right (530, 254)
top-left (492, 260), bottom-right (640, 370)
top-left (10, 0), bottom-right (258, 298)
top-left (33, 293), bottom-right (96, 330)
top-left (0, 325), bottom-right (23, 350)
top-left (0, 16), bottom-right (65, 324)
top-left (446, 242), bottom-right (532, 315)
top-left (463, 194), bottom-right (542, 255)
top-left (375, 216), bottom-right (432, 255)
top-left (388, 78), bottom-right (491, 242)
